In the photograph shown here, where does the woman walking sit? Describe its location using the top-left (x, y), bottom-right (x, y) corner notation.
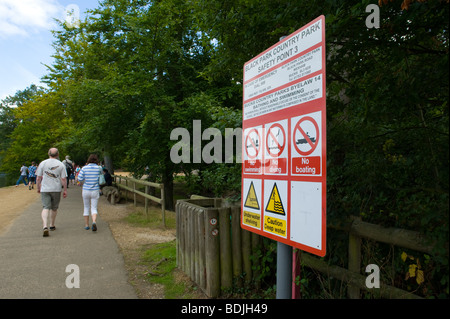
top-left (76, 154), bottom-right (102, 231)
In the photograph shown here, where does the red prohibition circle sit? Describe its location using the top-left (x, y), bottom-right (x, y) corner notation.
top-left (266, 123), bottom-right (286, 157)
top-left (245, 128), bottom-right (261, 159)
top-left (293, 116), bottom-right (319, 156)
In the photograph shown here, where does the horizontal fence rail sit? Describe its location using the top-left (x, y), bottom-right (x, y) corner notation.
top-left (112, 174), bottom-right (166, 225)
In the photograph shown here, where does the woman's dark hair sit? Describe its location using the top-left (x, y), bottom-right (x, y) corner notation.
top-left (87, 154), bottom-right (99, 164)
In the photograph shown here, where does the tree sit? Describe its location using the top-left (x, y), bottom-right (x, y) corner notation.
top-left (0, 85), bottom-right (41, 163)
top-left (0, 89), bottom-right (73, 174)
top-left (43, 0), bottom-right (219, 209)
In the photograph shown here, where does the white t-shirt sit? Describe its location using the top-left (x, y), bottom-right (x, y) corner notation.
top-left (36, 158), bottom-right (67, 192)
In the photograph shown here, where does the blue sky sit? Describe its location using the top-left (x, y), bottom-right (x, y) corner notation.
top-left (0, 0), bottom-right (101, 101)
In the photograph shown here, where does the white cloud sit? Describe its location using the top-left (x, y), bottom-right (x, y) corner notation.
top-left (0, 0), bottom-right (64, 38)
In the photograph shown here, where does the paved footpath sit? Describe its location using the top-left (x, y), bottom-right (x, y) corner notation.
top-left (0, 186), bottom-right (137, 299)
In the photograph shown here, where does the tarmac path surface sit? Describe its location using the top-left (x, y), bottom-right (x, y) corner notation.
top-left (0, 186), bottom-right (137, 299)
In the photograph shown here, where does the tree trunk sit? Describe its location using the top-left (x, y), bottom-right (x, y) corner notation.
top-left (102, 149), bottom-right (114, 175)
top-left (162, 159), bottom-right (174, 211)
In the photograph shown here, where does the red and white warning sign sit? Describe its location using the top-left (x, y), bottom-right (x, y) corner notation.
top-left (243, 126), bottom-right (263, 174)
top-left (264, 120), bottom-right (288, 175)
top-left (241, 15), bottom-right (326, 257)
top-left (291, 111), bottom-right (322, 176)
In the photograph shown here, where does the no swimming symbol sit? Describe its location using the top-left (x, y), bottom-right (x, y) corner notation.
top-left (245, 129), bottom-right (261, 159)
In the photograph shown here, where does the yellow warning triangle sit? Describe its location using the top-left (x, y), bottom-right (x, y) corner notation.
top-left (265, 183), bottom-right (285, 215)
top-left (244, 181), bottom-right (260, 209)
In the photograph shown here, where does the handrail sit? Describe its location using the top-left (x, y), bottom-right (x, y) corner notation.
top-left (112, 174), bottom-right (166, 226)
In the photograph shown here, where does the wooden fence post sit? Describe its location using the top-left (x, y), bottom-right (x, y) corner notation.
top-left (182, 204), bottom-right (188, 273)
top-left (219, 206), bottom-right (232, 291)
top-left (193, 207), bottom-right (199, 283)
top-left (175, 201), bottom-right (181, 268)
top-left (118, 176), bottom-right (122, 201)
top-left (189, 206), bottom-right (195, 281)
top-left (231, 206), bottom-right (243, 288)
top-left (185, 205), bottom-right (191, 277)
top-left (133, 181), bottom-right (136, 206)
top-left (205, 208), bottom-right (220, 298)
top-left (348, 216), bottom-right (362, 299)
top-left (241, 228), bottom-right (252, 284)
top-left (161, 184), bottom-right (166, 227)
top-left (144, 185), bottom-right (149, 218)
top-left (197, 208), bottom-right (206, 290)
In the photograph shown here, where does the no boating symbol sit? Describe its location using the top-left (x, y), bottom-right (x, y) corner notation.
top-left (266, 123), bottom-right (286, 158)
top-left (293, 116), bottom-right (319, 156)
top-left (245, 128), bottom-right (261, 159)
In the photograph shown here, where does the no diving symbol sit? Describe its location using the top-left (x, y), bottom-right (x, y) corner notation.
top-left (266, 123), bottom-right (285, 157)
top-left (293, 116), bottom-right (319, 156)
top-left (245, 128), bottom-right (261, 159)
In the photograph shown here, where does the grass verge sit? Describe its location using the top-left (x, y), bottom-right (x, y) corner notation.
top-left (123, 206), bottom-right (201, 298)
top-left (140, 240), bottom-right (196, 299)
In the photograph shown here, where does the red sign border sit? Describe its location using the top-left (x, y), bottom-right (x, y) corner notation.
top-left (241, 15), bottom-right (326, 257)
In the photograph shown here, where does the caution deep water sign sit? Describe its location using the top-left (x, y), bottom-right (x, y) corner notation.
top-left (265, 183), bottom-right (285, 215)
top-left (241, 15), bottom-right (327, 257)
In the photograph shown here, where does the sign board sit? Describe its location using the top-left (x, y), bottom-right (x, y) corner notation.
top-left (241, 15), bottom-right (326, 257)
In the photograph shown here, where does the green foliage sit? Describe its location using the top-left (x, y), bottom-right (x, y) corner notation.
top-left (200, 163), bottom-right (241, 197)
top-left (184, 105), bottom-right (243, 197)
top-left (251, 238), bottom-right (277, 286)
top-left (0, 85), bottom-right (41, 169)
top-left (0, 89), bottom-right (74, 174)
top-left (323, 5), bottom-right (449, 297)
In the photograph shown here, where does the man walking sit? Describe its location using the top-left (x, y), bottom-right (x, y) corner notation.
top-left (36, 148), bottom-right (68, 237)
top-left (15, 164), bottom-right (28, 187)
top-left (27, 161), bottom-right (37, 190)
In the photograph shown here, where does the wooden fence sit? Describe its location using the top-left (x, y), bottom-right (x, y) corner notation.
top-left (112, 174), bottom-right (166, 225)
top-left (176, 197), bottom-right (262, 298)
top-left (176, 197), bottom-right (441, 299)
top-left (297, 216), bottom-right (436, 299)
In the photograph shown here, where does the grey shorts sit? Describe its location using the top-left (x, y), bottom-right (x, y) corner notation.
top-left (41, 192), bottom-right (62, 210)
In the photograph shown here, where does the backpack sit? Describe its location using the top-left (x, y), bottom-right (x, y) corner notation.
top-left (65, 161), bottom-right (73, 174)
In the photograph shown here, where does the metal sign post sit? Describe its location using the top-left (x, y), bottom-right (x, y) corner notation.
top-left (276, 242), bottom-right (292, 299)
